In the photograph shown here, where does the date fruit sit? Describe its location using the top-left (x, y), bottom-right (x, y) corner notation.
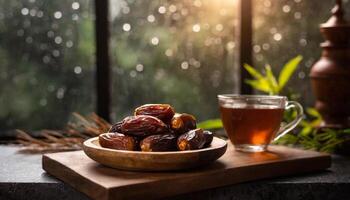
top-left (203, 130), bottom-right (213, 147)
top-left (99, 132), bottom-right (136, 151)
top-left (177, 128), bottom-right (206, 151)
top-left (109, 121), bottom-right (123, 133)
top-left (134, 104), bottom-right (175, 123)
top-left (170, 113), bottom-right (196, 134)
top-left (121, 115), bottom-right (168, 137)
top-left (140, 134), bottom-right (177, 152)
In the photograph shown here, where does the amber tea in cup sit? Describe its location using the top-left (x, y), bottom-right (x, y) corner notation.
top-left (218, 95), bottom-right (303, 152)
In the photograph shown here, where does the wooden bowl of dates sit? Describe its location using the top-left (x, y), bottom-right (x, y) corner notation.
top-left (83, 136), bottom-right (227, 171)
top-left (83, 104), bottom-right (227, 171)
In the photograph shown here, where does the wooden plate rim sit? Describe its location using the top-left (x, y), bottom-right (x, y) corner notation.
top-left (83, 136), bottom-right (227, 155)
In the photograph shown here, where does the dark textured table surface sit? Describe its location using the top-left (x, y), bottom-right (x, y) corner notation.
top-left (0, 145), bottom-right (349, 200)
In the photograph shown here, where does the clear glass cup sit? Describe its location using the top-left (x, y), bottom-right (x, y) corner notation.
top-left (218, 94), bottom-right (303, 152)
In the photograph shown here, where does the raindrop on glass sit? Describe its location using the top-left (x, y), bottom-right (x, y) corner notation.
top-left (294, 12), bottom-right (302, 19)
top-left (129, 70), bottom-right (137, 78)
top-left (56, 88), bottom-right (65, 99)
top-left (273, 33), bottom-right (282, 41)
top-left (158, 6), bottom-right (166, 14)
top-left (52, 50), bottom-right (60, 57)
top-left (25, 36), bottom-right (33, 44)
top-left (226, 41), bottom-right (235, 50)
top-left (193, 61), bottom-right (201, 68)
top-left (42, 55), bottom-right (51, 64)
top-left (262, 43), bottom-right (270, 50)
top-left (215, 24), bottom-right (223, 32)
top-left (136, 64), bottom-right (144, 72)
top-left (21, 8), bottom-right (29, 15)
top-left (305, 58), bottom-right (314, 68)
top-left (37, 11), bottom-right (43, 18)
top-left (150, 37), bottom-right (159, 45)
top-left (72, 2), bottom-right (80, 10)
top-left (29, 9), bottom-right (36, 16)
top-left (299, 38), bottom-right (307, 46)
top-left (122, 7), bottom-right (130, 14)
top-left (169, 5), bottom-right (177, 13)
top-left (66, 40), bottom-right (74, 48)
top-left (147, 15), bottom-right (155, 22)
top-left (122, 23), bottom-right (131, 32)
top-left (282, 5), bottom-right (291, 13)
top-left (54, 11), bottom-right (62, 19)
top-left (72, 14), bottom-right (79, 21)
top-left (74, 66), bottom-right (82, 74)
top-left (181, 62), bottom-right (189, 70)
top-left (54, 36), bottom-right (62, 44)
top-left (253, 45), bottom-right (261, 53)
top-left (165, 49), bottom-right (173, 57)
top-left (256, 54), bottom-right (264, 61)
top-left (192, 24), bottom-right (201, 32)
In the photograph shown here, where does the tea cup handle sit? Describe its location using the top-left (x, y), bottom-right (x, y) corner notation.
top-left (273, 101), bottom-right (304, 141)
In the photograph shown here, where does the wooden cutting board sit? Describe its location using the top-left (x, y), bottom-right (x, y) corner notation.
top-left (42, 144), bottom-right (331, 200)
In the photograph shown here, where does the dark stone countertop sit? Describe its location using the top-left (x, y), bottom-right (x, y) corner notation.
top-left (0, 145), bottom-right (349, 200)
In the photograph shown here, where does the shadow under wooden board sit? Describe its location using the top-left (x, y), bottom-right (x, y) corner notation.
top-left (42, 144), bottom-right (331, 200)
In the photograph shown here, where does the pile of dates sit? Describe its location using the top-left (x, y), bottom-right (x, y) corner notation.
top-left (99, 104), bottom-right (213, 152)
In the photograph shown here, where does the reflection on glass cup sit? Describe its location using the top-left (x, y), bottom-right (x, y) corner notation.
top-left (218, 95), bottom-right (303, 152)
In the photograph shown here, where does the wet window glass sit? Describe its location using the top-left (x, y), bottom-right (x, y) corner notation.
top-left (110, 0), bottom-right (238, 122)
top-left (0, 0), bottom-right (95, 130)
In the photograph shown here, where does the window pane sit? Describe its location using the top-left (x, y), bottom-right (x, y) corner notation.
top-left (110, 0), bottom-right (239, 122)
top-left (253, 0), bottom-right (350, 106)
top-left (0, 0), bottom-right (95, 130)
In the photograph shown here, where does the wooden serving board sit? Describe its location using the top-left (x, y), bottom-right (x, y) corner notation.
top-left (42, 144), bottom-right (331, 200)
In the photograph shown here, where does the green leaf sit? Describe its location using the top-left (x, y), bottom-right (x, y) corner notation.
top-left (244, 64), bottom-right (264, 80)
top-left (315, 132), bottom-right (335, 141)
top-left (342, 129), bottom-right (350, 134)
top-left (265, 64), bottom-right (279, 94)
top-left (278, 55), bottom-right (303, 90)
top-left (197, 119), bottom-right (223, 130)
top-left (306, 108), bottom-right (321, 118)
top-left (300, 126), bottom-right (312, 136)
top-left (244, 79), bottom-right (271, 93)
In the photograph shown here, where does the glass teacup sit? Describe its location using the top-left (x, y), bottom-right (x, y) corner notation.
top-left (218, 94), bottom-right (303, 152)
